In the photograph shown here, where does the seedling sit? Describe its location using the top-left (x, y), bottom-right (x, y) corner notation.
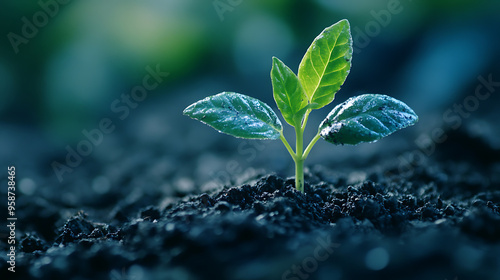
top-left (184, 19), bottom-right (418, 193)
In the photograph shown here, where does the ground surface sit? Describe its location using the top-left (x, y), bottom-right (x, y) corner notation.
top-left (1, 89), bottom-right (500, 280)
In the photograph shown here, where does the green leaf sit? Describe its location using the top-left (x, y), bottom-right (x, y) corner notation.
top-left (298, 19), bottom-right (353, 109)
top-left (319, 94), bottom-right (418, 145)
top-left (271, 57), bottom-right (308, 126)
top-left (183, 92), bottom-right (282, 140)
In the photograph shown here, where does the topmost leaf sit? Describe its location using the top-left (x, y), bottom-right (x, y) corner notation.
top-left (298, 19), bottom-right (352, 109)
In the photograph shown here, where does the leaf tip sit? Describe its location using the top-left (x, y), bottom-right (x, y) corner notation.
top-left (272, 56), bottom-right (283, 65)
top-left (182, 104), bottom-right (193, 116)
top-left (340, 18), bottom-right (350, 26)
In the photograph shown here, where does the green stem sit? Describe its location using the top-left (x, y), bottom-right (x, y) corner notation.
top-left (280, 132), bottom-right (296, 160)
top-left (295, 156), bottom-right (304, 193)
top-left (303, 133), bottom-right (321, 159)
top-left (295, 125), bottom-right (304, 192)
top-left (283, 109), bottom-right (318, 193)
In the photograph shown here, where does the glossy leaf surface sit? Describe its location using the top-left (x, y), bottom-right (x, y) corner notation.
top-left (183, 92), bottom-right (282, 139)
top-left (319, 94), bottom-right (418, 145)
top-left (298, 19), bottom-right (353, 109)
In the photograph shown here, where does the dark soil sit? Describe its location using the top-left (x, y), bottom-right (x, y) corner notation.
top-left (2, 152), bottom-right (500, 279)
top-left (1, 93), bottom-right (500, 280)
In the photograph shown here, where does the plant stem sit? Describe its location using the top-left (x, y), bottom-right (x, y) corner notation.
top-left (280, 132), bottom-right (296, 160)
top-left (295, 124), bottom-right (304, 192)
top-left (284, 109), bottom-right (320, 193)
top-left (303, 133), bottom-right (321, 159)
top-left (295, 156), bottom-right (304, 193)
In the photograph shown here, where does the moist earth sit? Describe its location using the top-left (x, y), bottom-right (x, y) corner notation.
top-left (1, 129), bottom-right (500, 280)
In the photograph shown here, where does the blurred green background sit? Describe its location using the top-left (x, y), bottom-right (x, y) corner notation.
top-left (1, 0), bottom-right (499, 144)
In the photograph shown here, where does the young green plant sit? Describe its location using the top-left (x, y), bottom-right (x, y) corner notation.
top-left (183, 19), bottom-right (418, 193)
